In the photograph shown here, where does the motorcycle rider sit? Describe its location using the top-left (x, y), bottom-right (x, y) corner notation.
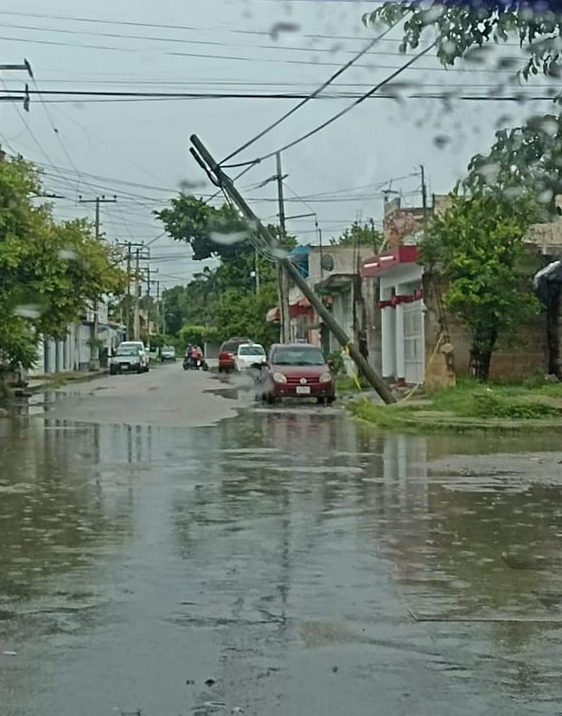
top-left (191, 344), bottom-right (203, 369)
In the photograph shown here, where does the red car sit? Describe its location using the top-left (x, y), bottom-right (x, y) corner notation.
top-left (260, 343), bottom-right (336, 405)
top-left (218, 337), bottom-right (251, 373)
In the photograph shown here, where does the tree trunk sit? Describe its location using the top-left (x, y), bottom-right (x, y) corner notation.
top-left (470, 326), bottom-right (498, 382)
top-left (547, 291), bottom-right (560, 376)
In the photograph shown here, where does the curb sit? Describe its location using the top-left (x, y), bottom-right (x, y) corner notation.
top-left (26, 370), bottom-right (108, 394)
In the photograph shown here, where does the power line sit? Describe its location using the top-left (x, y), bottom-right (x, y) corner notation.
top-left (220, 22), bottom-right (399, 165)
top-left (28, 71), bottom-right (84, 193)
top-left (222, 42), bottom-right (438, 169)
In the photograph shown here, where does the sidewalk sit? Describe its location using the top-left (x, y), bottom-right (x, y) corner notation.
top-left (26, 370), bottom-right (107, 394)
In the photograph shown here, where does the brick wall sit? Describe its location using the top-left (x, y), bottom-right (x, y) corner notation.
top-left (423, 273), bottom-right (548, 381)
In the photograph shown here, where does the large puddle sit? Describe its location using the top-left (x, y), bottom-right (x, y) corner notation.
top-left (1, 408), bottom-right (562, 714)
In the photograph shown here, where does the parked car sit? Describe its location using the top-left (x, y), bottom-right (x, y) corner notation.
top-left (235, 343), bottom-right (266, 371)
top-left (218, 337), bottom-right (251, 373)
top-left (116, 341), bottom-right (149, 372)
top-left (160, 345), bottom-right (176, 362)
top-left (110, 345), bottom-right (146, 375)
top-left (259, 343), bottom-right (335, 405)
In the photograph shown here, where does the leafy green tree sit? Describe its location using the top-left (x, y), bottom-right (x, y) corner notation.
top-left (0, 157), bottom-right (126, 370)
top-left (331, 220), bottom-right (385, 251)
top-left (420, 192), bottom-right (540, 381)
top-left (365, 2), bottom-right (562, 78)
top-left (465, 114), bottom-right (562, 215)
top-left (155, 195), bottom-right (250, 261)
top-left (211, 283), bottom-right (279, 347)
top-left (157, 195), bottom-right (296, 345)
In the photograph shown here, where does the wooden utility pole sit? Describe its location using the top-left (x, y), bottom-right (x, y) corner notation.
top-left (190, 135), bottom-right (396, 404)
top-left (276, 152), bottom-right (291, 343)
top-left (79, 194), bottom-right (117, 367)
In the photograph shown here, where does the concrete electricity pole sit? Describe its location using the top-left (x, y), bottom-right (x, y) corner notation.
top-left (79, 194), bottom-right (117, 366)
top-left (275, 152), bottom-right (292, 343)
top-left (190, 135), bottom-right (396, 404)
top-left (133, 246), bottom-right (151, 341)
top-left (116, 240), bottom-right (144, 339)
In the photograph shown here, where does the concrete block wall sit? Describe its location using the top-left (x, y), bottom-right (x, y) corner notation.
top-left (423, 274), bottom-right (548, 381)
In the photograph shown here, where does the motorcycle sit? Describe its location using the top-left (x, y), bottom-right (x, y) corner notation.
top-left (182, 355), bottom-right (209, 371)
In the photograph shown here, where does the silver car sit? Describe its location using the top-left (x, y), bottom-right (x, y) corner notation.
top-left (110, 345), bottom-right (146, 375)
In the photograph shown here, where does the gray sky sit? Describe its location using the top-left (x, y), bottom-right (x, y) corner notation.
top-left (0, 0), bottom-right (553, 287)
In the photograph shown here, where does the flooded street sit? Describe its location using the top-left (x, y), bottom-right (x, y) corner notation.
top-left (2, 366), bottom-right (562, 715)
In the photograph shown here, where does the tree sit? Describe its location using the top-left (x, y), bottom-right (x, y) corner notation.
top-left (0, 156), bottom-right (126, 370)
top-left (331, 220), bottom-right (385, 251)
top-left (365, 2), bottom-right (562, 78)
top-left (155, 195), bottom-right (251, 261)
top-left (465, 113), bottom-right (562, 215)
top-left (157, 195), bottom-right (296, 346)
top-left (420, 192), bottom-right (540, 381)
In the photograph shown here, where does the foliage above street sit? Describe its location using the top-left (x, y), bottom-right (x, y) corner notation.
top-left (330, 220), bottom-right (385, 251)
top-left (0, 157), bottom-right (126, 369)
top-left (155, 194), bottom-right (250, 261)
top-left (365, 2), bottom-right (562, 78)
top-left (159, 195), bottom-right (296, 346)
top-left (420, 192), bottom-right (540, 380)
top-left (465, 113), bottom-right (562, 214)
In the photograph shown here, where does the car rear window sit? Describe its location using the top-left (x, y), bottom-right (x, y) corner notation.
top-left (239, 345), bottom-right (265, 356)
top-left (221, 342), bottom-right (239, 353)
top-left (271, 347), bottom-right (325, 366)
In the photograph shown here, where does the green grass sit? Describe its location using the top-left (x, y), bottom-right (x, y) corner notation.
top-left (336, 375), bottom-right (370, 392)
top-left (348, 376), bottom-right (562, 432)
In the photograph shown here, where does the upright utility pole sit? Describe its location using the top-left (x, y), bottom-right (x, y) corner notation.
top-left (133, 245), bottom-right (151, 341)
top-left (0, 60), bottom-right (32, 113)
top-left (79, 194), bottom-right (117, 366)
top-left (134, 247), bottom-right (141, 342)
top-left (116, 240), bottom-right (144, 339)
top-left (190, 135), bottom-right (396, 404)
top-left (420, 165), bottom-right (428, 215)
top-left (276, 152), bottom-right (291, 343)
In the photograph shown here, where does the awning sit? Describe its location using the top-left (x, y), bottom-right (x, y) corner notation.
top-left (266, 307), bottom-right (280, 323)
top-left (360, 245), bottom-right (419, 278)
top-left (314, 272), bottom-right (354, 294)
top-left (266, 296), bottom-right (312, 323)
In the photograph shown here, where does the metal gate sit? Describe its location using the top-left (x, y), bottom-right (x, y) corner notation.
top-left (403, 300), bottom-right (424, 384)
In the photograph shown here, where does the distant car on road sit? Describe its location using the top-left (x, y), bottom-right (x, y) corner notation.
top-left (218, 337), bottom-right (251, 373)
top-left (259, 343), bottom-right (335, 405)
top-left (110, 345), bottom-right (146, 375)
top-left (235, 343), bottom-right (266, 372)
top-left (117, 341), bottom-right (149, 372)
top-left (160, 345), bottom-right (176, 362)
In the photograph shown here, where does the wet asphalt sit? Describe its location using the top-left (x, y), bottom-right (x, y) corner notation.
top-left (2, 364), bottom-right (562, 715)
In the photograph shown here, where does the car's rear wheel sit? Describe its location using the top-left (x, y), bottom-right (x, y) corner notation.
top-left (109, 366), bottom-right (117, 376)
top-left (327, 396), bottom-right (336, 405)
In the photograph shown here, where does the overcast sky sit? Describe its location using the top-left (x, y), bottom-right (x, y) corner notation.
top-left (0, 0), bottom-right (555, 287)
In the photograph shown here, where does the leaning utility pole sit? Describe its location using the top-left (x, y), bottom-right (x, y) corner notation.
top-left (79, 194), bottom-right (117, 367)
top-left (275, 152), bottom-right (291, 343)
top-left (190, 135), bottom-right (396, 404)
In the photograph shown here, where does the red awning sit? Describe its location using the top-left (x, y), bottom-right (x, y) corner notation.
top-left (360, 245), bottom-right (419, 278)
top-left (266, 297), bottom-right (312, 323)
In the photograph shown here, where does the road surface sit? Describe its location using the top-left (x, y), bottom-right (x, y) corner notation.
top-left (2, 364), bottom-right (562, 715)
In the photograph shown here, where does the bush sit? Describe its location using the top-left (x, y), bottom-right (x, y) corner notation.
top-left (328, 350), bottom-right (343, 374)
top-left (472, 391), bottom-right (562, 420)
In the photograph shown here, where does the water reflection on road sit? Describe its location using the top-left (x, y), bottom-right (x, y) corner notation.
top-left (2, 406), bottom-right (562, 714)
